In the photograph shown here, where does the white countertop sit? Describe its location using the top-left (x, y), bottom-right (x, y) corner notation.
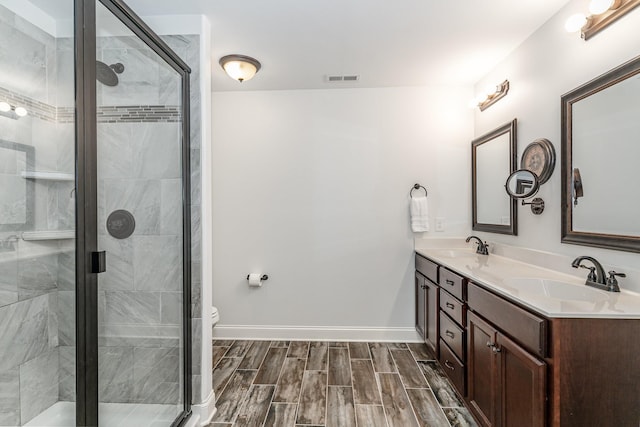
top-left (416, 247), bottom-right (640, 319)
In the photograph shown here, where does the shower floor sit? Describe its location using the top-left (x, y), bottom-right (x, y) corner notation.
top-left (24, 401), bottom-right (181, 427)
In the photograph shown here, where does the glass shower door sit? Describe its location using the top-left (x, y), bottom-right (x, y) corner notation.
top-left (93, 2), bottom-right (190, 426)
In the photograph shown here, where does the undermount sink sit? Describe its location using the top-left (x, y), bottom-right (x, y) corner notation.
top-left (428, 249), bottom-right (478, 258)
top-left (502, 278), bottom-right (608, 303)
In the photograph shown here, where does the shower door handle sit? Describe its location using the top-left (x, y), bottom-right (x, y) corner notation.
top-left (91, 251), bottom-right (106, 273)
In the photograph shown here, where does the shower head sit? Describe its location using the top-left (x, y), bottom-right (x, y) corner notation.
top-left (96, 61), bottom-right (125, 86)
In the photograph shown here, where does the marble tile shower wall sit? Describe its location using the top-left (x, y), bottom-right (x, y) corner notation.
top-left (0, 3), bottom-right (204, 422)
top-left (0, 5), bottom-right (74, 426)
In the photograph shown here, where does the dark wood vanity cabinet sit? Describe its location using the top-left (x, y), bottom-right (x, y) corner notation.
top-left (468, 311), bottom-right (546, 427)
top-left (415, 255), bottom-right (439, 350)
top-left (467, 281), bottom-right (547, 427)
top-left (415, 272), bottom-right (427, 339)
top-left (437, 266), bottom-right (467, 395)
top-left (414, 252), bottom-right (640, 427)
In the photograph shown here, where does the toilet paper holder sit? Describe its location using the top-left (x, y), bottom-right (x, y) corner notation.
top-left (247, 274), bottom-right (269, 281)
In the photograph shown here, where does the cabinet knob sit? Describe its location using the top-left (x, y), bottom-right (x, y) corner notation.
top-left (445, 330), bottom-right (455, 339)
top-left (486, 341), bottom-right (493, 348)
top-left (421, 284), bottom-right (427, 289)
top-left (445, 279), bottom-right (455, 285)
top-left (444, 360), bottom-right (455, 370)
top-left (492, 345), bottom-right (502, 354)
top-left (445, 302), bottom-right (455, 310)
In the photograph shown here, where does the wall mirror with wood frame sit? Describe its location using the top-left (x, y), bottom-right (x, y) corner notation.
top-left (561, 55), bottom-right (640, 252)
top-left (472, 119), bottom-right (517, 235)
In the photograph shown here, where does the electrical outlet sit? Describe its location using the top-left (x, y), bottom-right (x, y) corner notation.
top-left (435, 217), bottom-right (445, 232)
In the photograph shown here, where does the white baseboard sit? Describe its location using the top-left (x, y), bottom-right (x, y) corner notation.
top-left (212, 324), bottom-right (423, 342)
top-left (184, 389), bottom-right (216, 427)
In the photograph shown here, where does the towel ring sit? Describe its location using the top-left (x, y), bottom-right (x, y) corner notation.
top-left (410, 183), bottom-right (428, 198)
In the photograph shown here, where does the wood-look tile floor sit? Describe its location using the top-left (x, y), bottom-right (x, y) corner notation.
top-left (208, 340), bottom-right (478, 427)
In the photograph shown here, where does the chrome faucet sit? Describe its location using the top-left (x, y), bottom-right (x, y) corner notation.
top-left (466, 235), bottom-right (489, 255)
top-left (571, 256), bottom-right (624, 292)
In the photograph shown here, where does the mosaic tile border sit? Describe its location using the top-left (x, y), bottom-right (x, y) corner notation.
top-left (0, 86), bottom-right (181, 124)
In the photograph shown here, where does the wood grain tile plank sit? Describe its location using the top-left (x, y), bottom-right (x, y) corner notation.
top-left (296, 370), bottom-right (328, 425)
top-left (378, 373), bottom-right (419, 427)
top-left (264, 403), bottom-right (297, 427)
top-left (212, 370), bottom-right (257, 423)
top-left (235, 385), bottom-right (275, 427)
top-left (287, 341), bottom-right (309, 358)
top-left (270, 341), bottom-right (290, 348)
top-left (417, 360), bottom-right (463, 407)
top-left (254, 347), bottom-right (288, 385)
top-left (408, 342), bottom-right (436, 361)
top-left (212, 357), bottom-right (243, 397)
top-left (355, 405), bottom-right (388, 427)
top-left (406, 388), bottom-right (450, 427)
top-left (327, 386), bottom-right (356, 427)
top-left (212, 340), bottom-right (235, 346)
top-left (443, 407), bottom-right (479, 427)
top-left (212, 346), bottom-right (230, 369)
top-left (348, 342), bottom-right (371, 359)
top-left (369, 342), bottom-right (397, 373)
top-left (328, 347), bottom-right (352, 386)
top-left (225, 340), bottom-right (253, 358)
top-left (239, 340), bottom-right (271, 369)
top-left (387, 343), bottom-right (409, 350)
top-left (351, 359), bottom-right (382, 405)
top-left (273, 358), bottom-right (306, 403)
top-left (391, 349), bottom-right (428, 388)
top-left (306, 341), bottom-right (328, 370)
top-left (327, 341), bottom-right (348, 348)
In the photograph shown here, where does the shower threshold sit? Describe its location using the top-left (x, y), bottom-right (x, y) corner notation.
top-left (24, 401), bottom-right (181, 427)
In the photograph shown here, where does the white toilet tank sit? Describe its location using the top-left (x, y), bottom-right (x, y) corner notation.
top-left (211, 306), bottom-right (220, 326)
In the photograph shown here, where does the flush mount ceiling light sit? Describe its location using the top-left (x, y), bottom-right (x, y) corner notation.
top-left (565, 0), bottom-right (640, 40)
top-left (219, 54), bottom-right (261, 82)
top-left (468, 80), bottom-right (510, 112)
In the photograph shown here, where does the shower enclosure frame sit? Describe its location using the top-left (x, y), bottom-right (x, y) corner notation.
top-left (74, 0), bottom-right (192, 425)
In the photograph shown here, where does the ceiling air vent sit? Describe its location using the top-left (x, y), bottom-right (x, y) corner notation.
top-left (326, 75), bottom-right (360, 82)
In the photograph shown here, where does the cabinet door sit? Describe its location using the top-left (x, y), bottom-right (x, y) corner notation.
top-left (415, 273), bottom-right (427, 339)
top-left (467, 312), bottom-right (499, 427)
top-left (497, 334), bottom-right (546, 427)
top-left (424, 278), bottom-right (438, 349)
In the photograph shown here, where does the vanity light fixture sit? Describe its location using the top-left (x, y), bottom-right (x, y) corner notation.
top-left (0, 101), bottom-right (28, 119)
top-left (219, 54), bottom-right (261, 82)
top-left (565, 0), bottom-right (640, 40)
top-left (469, 80), bottom-right (510, 112)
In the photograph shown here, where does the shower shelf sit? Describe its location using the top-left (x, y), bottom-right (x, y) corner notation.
top-left (22, 230), bottom-right (75, 241)
top-left (21, 171), bottom-right (74, 181)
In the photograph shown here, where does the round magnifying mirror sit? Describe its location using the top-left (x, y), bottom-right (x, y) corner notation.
top-left (505, 169), bottom-right (540, 199)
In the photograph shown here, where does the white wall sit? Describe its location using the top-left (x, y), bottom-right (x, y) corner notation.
top-left (212, 86), bottom-right (473, 339)
top-left (473, 0), bottom-right (640, 292)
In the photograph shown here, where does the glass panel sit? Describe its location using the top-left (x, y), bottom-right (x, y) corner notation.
top-left (95, 3), bottom-right (184, 426)
top-left (0, 0), bottom-right (76, 425)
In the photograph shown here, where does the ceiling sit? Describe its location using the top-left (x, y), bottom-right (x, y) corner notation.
top-left (30, 0), bottom-right (571, 92)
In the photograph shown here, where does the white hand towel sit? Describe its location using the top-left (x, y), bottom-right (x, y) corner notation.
top-left (410, 196), bottom-right (429, 232)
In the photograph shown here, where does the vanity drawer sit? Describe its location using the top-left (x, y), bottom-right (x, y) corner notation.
top-left (440, 311), bottom-right (464, 361)
top-left (415, 254), bottom-right (438, 284)
top-left (468, 282), bottom-right (547, 358)
top-left (439, 289), bottom-right (465, 326)
top-left (438, 339), bottom-right (465, 396)
top-left (439, 268), bottom-right (465, 300)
